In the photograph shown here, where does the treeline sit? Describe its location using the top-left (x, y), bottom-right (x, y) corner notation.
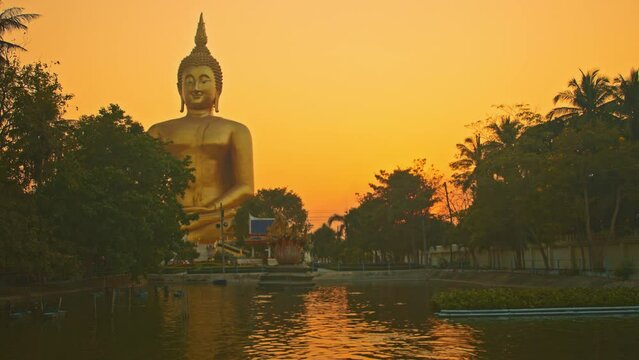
top-left (313, 69), bottom-right (639, 270)
top-left (456, 69), bottom-right (639, 270)
top-left (313, 160), bottom-right (453, 264)
top-left (0, 58), bottom-right (195, 280)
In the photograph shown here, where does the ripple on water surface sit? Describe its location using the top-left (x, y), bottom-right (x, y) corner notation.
top-left (2, 282), bottom-right (639, 359)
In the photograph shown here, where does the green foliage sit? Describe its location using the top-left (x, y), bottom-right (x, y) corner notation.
top-left (614, 260), bottom-right (635, 280)
top-left (432, 287), bottom-right (639, 311)
top-left (233, 187), bottom-right (310, 243)
top-left (38, 104), bottom-right (194, 278)
top-left (0, 58), bottom-right (72, 190)
top-left (172, 241), bottom-right (199, 264)
top-left (614, 69), bottom-right (639, 141)
top-left (0, 58), bottom-right (75, 279)
top-left (311, 224), bottom-right (340, 263)
top-left (452, 68), bottom-right (639, 270)
top-left (340, 159), bottom-right (445, 263)
top-left (1, 59), bottom-right (193, 280)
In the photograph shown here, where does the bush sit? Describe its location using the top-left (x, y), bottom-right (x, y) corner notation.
top-left (431, 287), bottom-right (639, 311)
top-left (614, 260), bottom-right (635, 280)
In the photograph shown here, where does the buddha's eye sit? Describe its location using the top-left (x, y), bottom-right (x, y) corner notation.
top-left (184, 76), bottom-right (195, 86)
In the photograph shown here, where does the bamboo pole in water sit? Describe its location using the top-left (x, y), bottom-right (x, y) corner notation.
top-left (111, 289), bottom-right (116, 315)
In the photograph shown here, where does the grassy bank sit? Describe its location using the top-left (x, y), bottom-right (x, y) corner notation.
top-left (432, 287), bottom-right (639, 311)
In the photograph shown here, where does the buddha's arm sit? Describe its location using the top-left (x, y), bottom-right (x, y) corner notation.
top-left (147, 124), bottom-right (161, 139)
top-left (183, 124), bottom-right (254, 215)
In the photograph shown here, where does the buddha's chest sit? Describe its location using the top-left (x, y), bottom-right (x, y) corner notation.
top-left (164, 122), bottom-right (232, 159)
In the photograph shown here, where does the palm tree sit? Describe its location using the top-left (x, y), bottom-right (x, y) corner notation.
top-left (485, 116), bottom-right (523, 149)
top-left (327, 213), bottom-right (347, 241)
top-left (614, 69), bottom-right (639, 141)
top-left (483, 116), bottom-right (524, 184)
top-left (450, 133), bottom-right (485, 193)
top-left (548, 69), bottom-right (614, 121)
top-left (0, 5), bottom-right (40, 61)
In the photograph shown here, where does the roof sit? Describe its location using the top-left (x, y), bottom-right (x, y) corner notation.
top-left (249, 214), bottom-right (275, 236)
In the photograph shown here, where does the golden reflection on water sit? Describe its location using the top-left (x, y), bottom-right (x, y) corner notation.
top-left (425, 319), bottom-right (482, 360)
top-left (157, 284), bottom-right (481, 359)
top-left (4, 284), bottom-right (639, 359)
top-left (245, 286), bottom-right (482, 359)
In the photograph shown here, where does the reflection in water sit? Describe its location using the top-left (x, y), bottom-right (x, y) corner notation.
top-left (159, 285), bottom-right (256, 359)
top-left (2, 282), bottom-right (639, 359)
top-left (244, 286), bottom-right (481, 359)
top-left (425, 319), bottom-right (482, 359)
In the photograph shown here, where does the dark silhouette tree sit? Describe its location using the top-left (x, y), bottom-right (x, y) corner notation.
top-left (548, 69), bottom-right (614, 121)
top-left (614, 69), bottom-right (639, 141)
top-left (450, 133), bottom-right (485, 193)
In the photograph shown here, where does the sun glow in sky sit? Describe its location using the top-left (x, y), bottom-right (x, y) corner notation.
top-left (7, 0), bottom-right (639, 226)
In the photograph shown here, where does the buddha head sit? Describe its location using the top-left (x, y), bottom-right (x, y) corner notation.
top-left (177, 14), bottom-right (223, 113)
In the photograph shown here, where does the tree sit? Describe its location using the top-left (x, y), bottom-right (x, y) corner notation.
top-left (614, 69), bottom-right (639, 141)
top-left (547, 69), bottom-right (635, 270)
top-left (485, 116), bottom-right (522, 150)
top-left (456, 105), bottom-right (575, 269)
top-left (38, 105), bottom-right (194, 278)
top-left (311, 224), bottom-right (340, 263)
top-left (327, 213), bottom-right (347, 240)
top-left (0, 60), bottom-right (73, 191)
top-left (345, 160), bottom-right (441, 263)
top-left (450, 133), bottom-right (485, 193)
top-left (342, 196), bottom-right (387, 263)
top-left (0, 5), bottom-right (40, 61)
top-left (0, 57), bottom-right (72, 279)
top-left (233, 187), bottom-right (310, 243)
top-left (0, 177), bottom-right (44, 276)
top-left (548, 69), bottom-right (614, 122)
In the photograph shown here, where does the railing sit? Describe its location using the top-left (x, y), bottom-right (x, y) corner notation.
top-left (315, 263), bottom-right (424, 272)
top-left (183, 265), bottom-right (266, 274)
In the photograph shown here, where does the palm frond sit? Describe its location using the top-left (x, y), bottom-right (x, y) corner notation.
top-left (553, 90), bottom-right (575, 105)
top-left (0, 39), bottom-right (25, 51)
top-left (0, 8), bottom-right (40, 33)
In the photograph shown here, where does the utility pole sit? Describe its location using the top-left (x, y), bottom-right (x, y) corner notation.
top-left (443, 182), bottom-right (455, 265)
top-left (421, 218), bottom-right (428, 266)
top-left (443, 182), bottom-right (455, 225)
top-left (217, 202), bottom-right (226, 273)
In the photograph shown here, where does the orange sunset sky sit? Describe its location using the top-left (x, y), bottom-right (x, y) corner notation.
top-left (5, 0), bottom-right (639, 227)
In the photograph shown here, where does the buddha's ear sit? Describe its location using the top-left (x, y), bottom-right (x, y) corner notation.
top-left (178, 83), bottom-right (185, 112)
top-left (213, 95), bottom-right (220, 113)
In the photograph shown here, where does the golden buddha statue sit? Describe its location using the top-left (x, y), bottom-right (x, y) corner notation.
top-left (148, 14), bottom-right (254, 245)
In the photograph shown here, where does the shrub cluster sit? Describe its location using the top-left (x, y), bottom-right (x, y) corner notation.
top-left (432, 287), bottom-right (639, 311)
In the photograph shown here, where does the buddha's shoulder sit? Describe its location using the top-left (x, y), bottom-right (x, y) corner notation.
top-left (147, 116), bottom-right (251, 137)
top-left (215, 116), bottom-right (251, 133)
top-left (147, 117), bottom-right (184, 136)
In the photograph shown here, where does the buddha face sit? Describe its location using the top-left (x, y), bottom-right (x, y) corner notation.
top-left (181, 65), bottom-right (218, 112)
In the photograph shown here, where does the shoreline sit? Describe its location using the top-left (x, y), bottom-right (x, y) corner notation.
top-left (147, 268), bottom-right (639, 288)
top-left (2, 268), bottom-right (637, 302)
